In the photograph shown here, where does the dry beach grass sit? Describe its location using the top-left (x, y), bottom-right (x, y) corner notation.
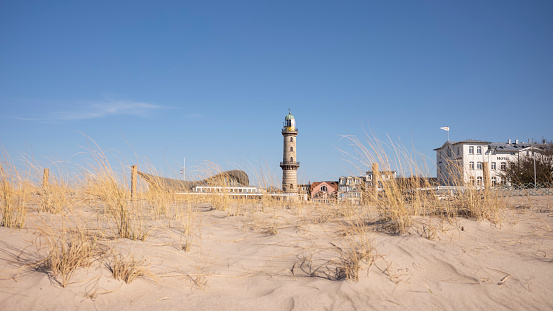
top-left (1, 141), bottom-right (552, 310)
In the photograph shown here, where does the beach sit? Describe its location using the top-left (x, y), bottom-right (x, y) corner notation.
top-left (1, 195), bottom-right (552, 310)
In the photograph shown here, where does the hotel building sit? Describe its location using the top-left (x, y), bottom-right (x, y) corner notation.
top-left (435, 139), bottom-right (543, 186)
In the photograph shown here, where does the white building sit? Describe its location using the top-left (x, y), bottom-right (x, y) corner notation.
top-left (337, 176), bottom-right (365, 204)
top-left (366, 170), bottom-right (397, 188)
top-left (435, 139), bottom-right (543, 186)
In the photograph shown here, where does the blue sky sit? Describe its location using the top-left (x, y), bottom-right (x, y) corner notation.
top-left (1, 0), bottom-right (552, 185)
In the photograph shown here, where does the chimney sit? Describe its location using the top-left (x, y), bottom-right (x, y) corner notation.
top-left (508, 139), bottom-right (511, 144)
top-left (515, 139), bottom-right (519, 144)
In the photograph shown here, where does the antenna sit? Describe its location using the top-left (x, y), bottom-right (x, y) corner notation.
top-left (180, 157), bottom-right (186, 181)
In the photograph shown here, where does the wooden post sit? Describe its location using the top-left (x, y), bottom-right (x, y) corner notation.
top-left (131, 165), bottom-right (137, 200)
top-left (483, 162), bottom-right (490, 189)
top-left (372, 163), bottom-right (379, 199)
top-left (43, 168), bottom-right (49, 190)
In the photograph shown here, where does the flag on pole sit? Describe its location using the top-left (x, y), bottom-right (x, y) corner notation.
top-left (440, 126), bottom-right (449, 132)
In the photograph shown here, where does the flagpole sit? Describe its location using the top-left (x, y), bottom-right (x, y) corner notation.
top-left (440, 126), bottom-right (450, 142)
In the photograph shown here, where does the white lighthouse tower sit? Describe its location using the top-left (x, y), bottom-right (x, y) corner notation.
top-left (280, 111), bottom-right (299, 193)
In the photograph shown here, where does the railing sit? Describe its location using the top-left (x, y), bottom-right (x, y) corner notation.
top-left (280, 161), bottom-right (300, 166)
top-left (494, 182), bottom-right (553, 196)
top-left (282, 128), bottom-right (298, 134)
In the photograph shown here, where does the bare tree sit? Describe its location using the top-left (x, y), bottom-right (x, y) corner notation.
top-left (501, 141), bottom-right (553, 185)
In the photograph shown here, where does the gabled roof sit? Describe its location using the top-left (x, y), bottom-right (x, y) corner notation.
top-left (310, 181), bottom-right (338, 192)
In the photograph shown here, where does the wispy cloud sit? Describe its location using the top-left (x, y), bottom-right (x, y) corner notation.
top-left (184, 113), bottom-right (202, 119)
top-left (14, 97), bottom-right (165, 123)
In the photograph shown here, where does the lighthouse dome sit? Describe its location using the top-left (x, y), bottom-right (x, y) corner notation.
top-left (283, 111), bottom-right (296, 130)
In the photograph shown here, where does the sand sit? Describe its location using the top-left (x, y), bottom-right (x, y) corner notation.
top-left (1, 196), bottom-right (552, 310)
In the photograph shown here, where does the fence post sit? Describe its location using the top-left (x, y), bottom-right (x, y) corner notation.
top-left (483, 162), bottom-right (490, 189)
top-left (131, 165), bottom-right (137, 200)
top-left (372, 163), bottom-right (379, 199)
top-left (43, 168), bottom-right (49, 190)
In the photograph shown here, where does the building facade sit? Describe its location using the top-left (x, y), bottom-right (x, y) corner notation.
top-left (435, 139), bottom-right (543, 186)
top-left (365, 170), bottom-right (397, 189)
top-left (337, 176), bottom-right (365, 204)
top-left (310, 181), bottom-right (338, 203)
top-left (280, 111), bottom-right (300, 193)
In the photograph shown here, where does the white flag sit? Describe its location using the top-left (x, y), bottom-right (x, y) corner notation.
top-left (440, 126), bottom-right (449, 132)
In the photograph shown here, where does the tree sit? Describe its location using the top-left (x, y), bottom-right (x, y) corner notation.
top-left (501, 143), bottom-right (553, 185)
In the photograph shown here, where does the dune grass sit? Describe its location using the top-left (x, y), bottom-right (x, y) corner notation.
top-left (0, 149), bottom-right (29, 228)
top-left (107, 252), bottom-right (152, 284)
top-left (37, 223), bottom-right (104, 287)
top-left (340, 132), bottom-right (506, 235)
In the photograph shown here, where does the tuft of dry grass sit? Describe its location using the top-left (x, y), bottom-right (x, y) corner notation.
top-left (107, 252), bottom-right (152, 284)
top-left (37, 227), bottom-right (104, 287)
top-left (0, 150), bottom-right (29, 228)
top-left (331, 238), bottom-right (377, 281)
top-left (79, 137), bottom-right (151, 241)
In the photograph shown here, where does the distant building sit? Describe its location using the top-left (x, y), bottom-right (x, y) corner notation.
top-left (298, 184), bottom-right (311, 196)
top-left (435, 139), bottom-right (545, 186)
top-left (310, 181), bottom-right (338, 203)
top-left (337, 176), bottom-right (365, 204)
top-left (365, 170), bottom-right (397, 189)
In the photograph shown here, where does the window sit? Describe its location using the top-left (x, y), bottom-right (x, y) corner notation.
top-left (500, 162), bottom-right (506, 170)
top-left (447, 148), bottom-right (451, 157)
top-left (491, 162), bottom-right (496, 170)
top-left (321, 185), bottom-right (327, 192)
top-left (290, 137), bottom-right (293, 142)
top-left (469, 146), bottom-right (474, 154)
top-left (469, 162), bottom-right (474, 170)
top-left (290, 147), bottom-right (293, 152)
top-left (290, 157), bottom-right (293, 162)
top-left (477, 162), bottom-right (482, 170)
top-left (477, 146), bottom-right (482, 154)
top-left (469, 176), bottom-right (475, 185)
top-left (491, 177), bottom-right (497, 186)
top-left (457, 147), bottom-right (460, 156)
top-left (477, 176), bottom-right (483, 185)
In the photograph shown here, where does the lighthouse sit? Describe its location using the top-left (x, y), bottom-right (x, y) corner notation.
top-left (280, 111), bottom-right (299, 193)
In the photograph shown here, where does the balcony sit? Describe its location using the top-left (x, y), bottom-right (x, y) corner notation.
top-left (282, 128), bottom-right (299, 134)
top-left (280, 161), bottom-right (300, 168)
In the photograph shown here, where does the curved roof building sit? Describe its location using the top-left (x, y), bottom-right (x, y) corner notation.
top-left (138, 169), bottom-right (249, 192)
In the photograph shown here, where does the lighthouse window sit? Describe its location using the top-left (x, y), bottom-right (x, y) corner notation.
top-left (290, 157), bottom-right (293, 162)
top-left (290, 147), bottom-right (293, 152)
top-left (290, 137), bottom-right (293, 142)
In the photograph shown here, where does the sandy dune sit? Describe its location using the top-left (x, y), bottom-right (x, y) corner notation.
top-left (1, 196), bottom-right (552, 310)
